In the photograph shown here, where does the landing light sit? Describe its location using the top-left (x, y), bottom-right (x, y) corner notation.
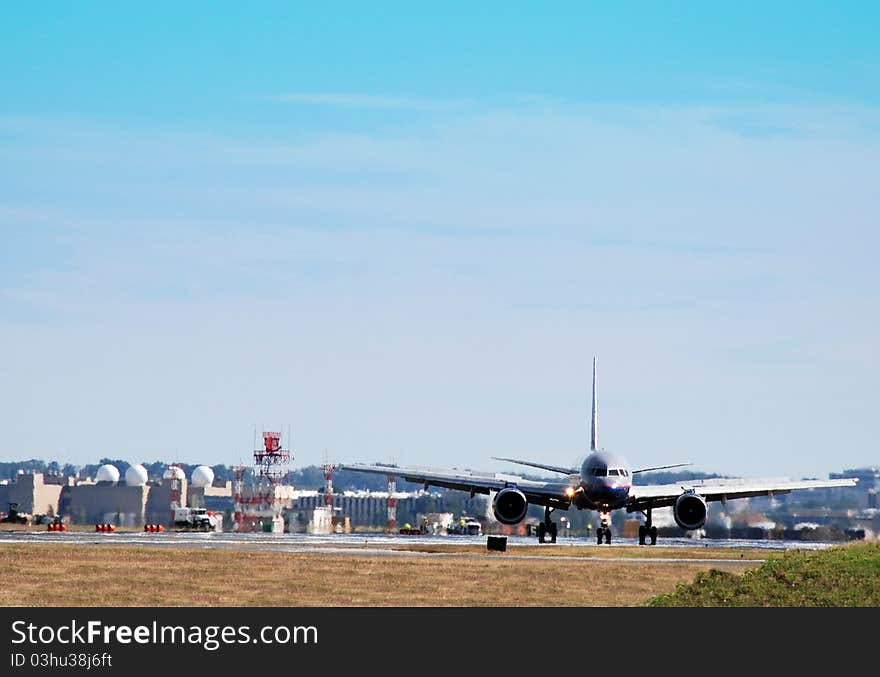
top-left (564, 487), bottom-right (575, 498)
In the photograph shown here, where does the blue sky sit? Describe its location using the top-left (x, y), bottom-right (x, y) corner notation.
top-left (1, 4), bottom-right (878, 478)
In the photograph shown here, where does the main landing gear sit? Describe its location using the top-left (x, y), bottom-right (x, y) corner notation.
top-left (638, 508), bottom-right (658, 546)
top-left (537, 506), bottom-right (557, 544)
top-left (596, 512), bottom-right (612, 544)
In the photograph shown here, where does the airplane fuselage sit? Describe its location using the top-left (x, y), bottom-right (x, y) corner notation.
top-left (574, 449), bottom-right (631, 511)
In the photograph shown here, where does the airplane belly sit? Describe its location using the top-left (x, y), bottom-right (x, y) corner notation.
top-left (581, 482), bottom-right (630, 510)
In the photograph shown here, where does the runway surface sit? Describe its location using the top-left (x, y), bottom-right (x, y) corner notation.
top-left (0, 529), bottom-right (838, 565)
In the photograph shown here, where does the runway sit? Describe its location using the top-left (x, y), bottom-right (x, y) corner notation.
top-left (0, 529), bottom-right (836, 565)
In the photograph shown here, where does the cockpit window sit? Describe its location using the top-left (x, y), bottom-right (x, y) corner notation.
top-left (609, 469), bottom-right (620, 476)
top-left (591, 468), bottom-right (607, 477)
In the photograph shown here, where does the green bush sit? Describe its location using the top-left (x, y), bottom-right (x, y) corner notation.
top-left (648, 542), bottom-right (880, 607)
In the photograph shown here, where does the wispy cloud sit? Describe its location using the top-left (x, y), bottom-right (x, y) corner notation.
top-left (2, 101), bottom-right (879, 476)
top-left (271, 92), bottom-right (470, 111)
top-left (0, 205), bottom-right (52, 222)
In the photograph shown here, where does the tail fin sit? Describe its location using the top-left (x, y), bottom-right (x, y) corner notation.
top-left (590, 357), bottom-right (598, 451)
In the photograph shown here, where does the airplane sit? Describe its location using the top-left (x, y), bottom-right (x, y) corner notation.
top-left (340, 358), bottom-right (859, 545)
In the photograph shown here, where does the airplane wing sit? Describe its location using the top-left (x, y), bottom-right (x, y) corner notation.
top-left (339, 462), bottom-right (575, 510)
top-left (627, 476), bottom-right (859, 512)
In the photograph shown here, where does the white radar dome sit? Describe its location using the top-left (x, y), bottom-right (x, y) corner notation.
top-left (125, 464), bottom-right (148, 486)
top-left (163, 466), bottom-right (186, 480)
top-left (95, 464), bottom-right (120, 483)
top-left (190, 465), bottom-right (214, 488)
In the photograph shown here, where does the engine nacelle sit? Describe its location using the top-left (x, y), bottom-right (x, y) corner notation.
top-left (492, 487), bottom-right (529, 525)
top-left (673, 491), bottom-right (708, 530)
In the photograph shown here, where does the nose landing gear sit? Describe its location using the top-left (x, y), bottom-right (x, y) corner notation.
top-left (596, 512), bottom-right (612, 544)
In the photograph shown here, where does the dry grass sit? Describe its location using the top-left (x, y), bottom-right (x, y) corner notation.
top-left (0, 543), bottom-right (754, 607)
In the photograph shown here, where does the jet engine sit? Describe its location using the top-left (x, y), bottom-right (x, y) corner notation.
top-left (673, 491), bottom-right (707, 530)
top-left (492, 487), bottom-right (529, 525)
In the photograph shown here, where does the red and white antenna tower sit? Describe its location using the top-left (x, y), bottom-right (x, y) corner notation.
top-left (254, 430), bottom-right (290, 485)
top-left (386, 473), bottom-right (397, 532)
top-left (231, 464), bottom-right (248, 531)
top-left (321, 449), bottom-right (336, 507)
top-left (232, 426), bottom-right (294, 533)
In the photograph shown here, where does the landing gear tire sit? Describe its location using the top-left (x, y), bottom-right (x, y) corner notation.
top-left (604, 527), bottom-right (612, 545)
top-left (640, 508), bottom-right (658, 546)
top-left (538, 506), bottom-right (556, 544)
top-left (597, 529), bottom-right (604, 545)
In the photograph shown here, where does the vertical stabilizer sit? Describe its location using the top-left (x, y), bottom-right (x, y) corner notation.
top-left (590, 357), bottom-right (598, 451)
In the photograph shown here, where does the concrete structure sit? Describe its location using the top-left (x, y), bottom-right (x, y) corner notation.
top-left (144, 480), bottom-right (184, 525)
top-left (291, 489), bottom-right (430, 528)
top-left (234, 481), bottom-right (296, 533)
top-left (0, 465), bottom-right (227, 528)
top-left (288, 504), bottom-right (336, 534)
top-left (188, 481), bottom-right (232, 508)
top-left (0, 473), bottom-right (68, 518)
top-left (0, 466), bottom-right (470, 532)
top-left (66, 482), bottom-right (149, 526)
top-left (63, 472), bottom-right (188, 526)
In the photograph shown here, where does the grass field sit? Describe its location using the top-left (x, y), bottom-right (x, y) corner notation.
top-left (4, 540), bottom-right (873, 607)
top-left (0, 542), bottom-right (754, 607)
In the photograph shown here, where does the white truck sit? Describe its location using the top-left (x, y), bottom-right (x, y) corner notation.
top-left (172, 507), bottom-right (221, 532)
